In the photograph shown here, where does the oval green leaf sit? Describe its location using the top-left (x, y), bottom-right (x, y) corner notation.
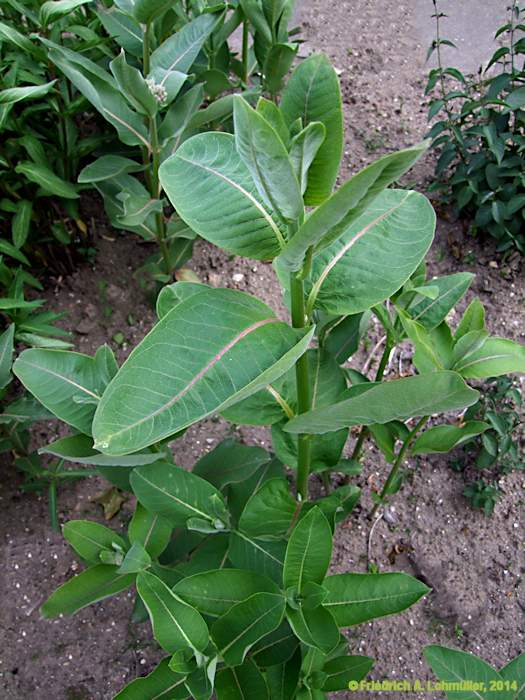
top-left (93, 287), bottom-right (312, 454)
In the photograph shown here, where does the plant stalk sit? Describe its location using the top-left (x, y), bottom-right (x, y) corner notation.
top-left (242, 20), bottom-right (250, 86)
top-left (350, 333), bottom-right (394, 464)
top-left (290, 273), bottom-right (311, 500)
top-left (143, 24), bottom-right (170, 275)
top-left (370, 414), bottom-right (428, 518)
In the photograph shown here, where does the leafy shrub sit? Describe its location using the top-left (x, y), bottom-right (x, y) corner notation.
top-left (449, 376), bottom-right (523, 514)
top-left (426, 0), bottom-right (525, 253)
top-left (13, 54), bottom-right (525, 698)
top-left (45, 0), bottom-right (301, 284)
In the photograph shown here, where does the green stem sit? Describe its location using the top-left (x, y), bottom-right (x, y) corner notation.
top-left (290, 273), bottom-right (311, 500)
top-left (143, 21), bottom-right (170, 275)
top-left (48, 481), bottom-right (59, 532)
top-left (350, 334), bottom-right (394, 464)
top-left (242, 20), bottom-right (250, 86)
top-left (370, 415), bottom-right (428, 518)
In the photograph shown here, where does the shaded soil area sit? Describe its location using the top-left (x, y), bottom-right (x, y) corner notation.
top-left (1, 1), bottom-right (524, 699)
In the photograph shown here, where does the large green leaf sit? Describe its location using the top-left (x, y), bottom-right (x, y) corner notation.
top-left (304, 189), bottom-right (435, 315)
top-left (251, 619), bottom-right (298, 667)
top-left (216, 658), bottom-right (269, 700)
top-left (160, 133), bottom-right (286, 259)
top-left (130, 462), bottom-right (230, 529)
top-left (280, 55), bottom-right (343, 205)
top-left (283, 507), bottom-right (332, 591)
top-left (93, 287), bottom-right (312, 454)
top-left (211, 592), bottom-right (285, 666)
top-left (113, 658), bottom-right (188, 700)
top-left (13, 348), bottom-right (109, 435)
top-left (407, 272), bottom-right (474, 330)
top-left (136, 570), bottom-right (209, 654)
top-left (424, 645), bottom-right (510, 700)
top-left (323, 572), bottom-right (429, 627)
top-left (45, 41), bottom-right (149, 148)
top-left (276, 144), bottom-right (428, 272)
top-left (285, 371), bottom-right (478, 435)
top-left (233, 96), bottom-right (302, 223)
top-left (63, 520), bottom-right (127, 563)
top-left (173, 569), bottom-right (280, 617)
top-left (41, 565), bottom-right (134, 618)
top-left (453, 337), bottom-right (525, 379)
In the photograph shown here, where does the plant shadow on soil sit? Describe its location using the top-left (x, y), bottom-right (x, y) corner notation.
top-left (1, 2), bottom-right (524, 698)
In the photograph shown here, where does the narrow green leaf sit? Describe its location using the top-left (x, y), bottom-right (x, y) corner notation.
top-left (39, 433), bottom-right (165, 466)
top-left (0, 324), bottom-right (15, 389)
top-left (323, 572), bottom-right (429, 626)
top-left (281, 55), bottom-right (343, 205)
top-left (289, 122), bottom-right (326, 195)
top-left (40, 0), bottom-right (91, 25)
top-left (110, 50), bottom-right (158, 116)
top-left (408, 273), bottom-right (474, 330)
top-left (112, 658), bottom-right (188, 700)
top-left (15, 162), bottom-right (78, 199)
top-left (412, 421), bottom-right (489, 454)
top-left (233, 96), bottom-right (302, 223)
top-left (137, 570), bottom-right (209, 654)
top-left (41, 565), bottom-right (134, 618)
top-left (455, 298), bottom-right (486, 340)
top-left (0, 81), bottom-right (56, 106)
top-left (285, 371), bottom-right (478, 435)
top-left (93, 287), bottom-right (312, 454)
top-left (211, 592), bottom-right (285, 666)
top-left (63, 520), bottom-right (127, 563)
top-left (151, 13), bottom-right (219, 75)
top-left (283, 507), bottom-right (332, 591)
top-left (454, 337), bottom-right (525, 379)
top-left (12, 200), bottom-right (32, 249)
